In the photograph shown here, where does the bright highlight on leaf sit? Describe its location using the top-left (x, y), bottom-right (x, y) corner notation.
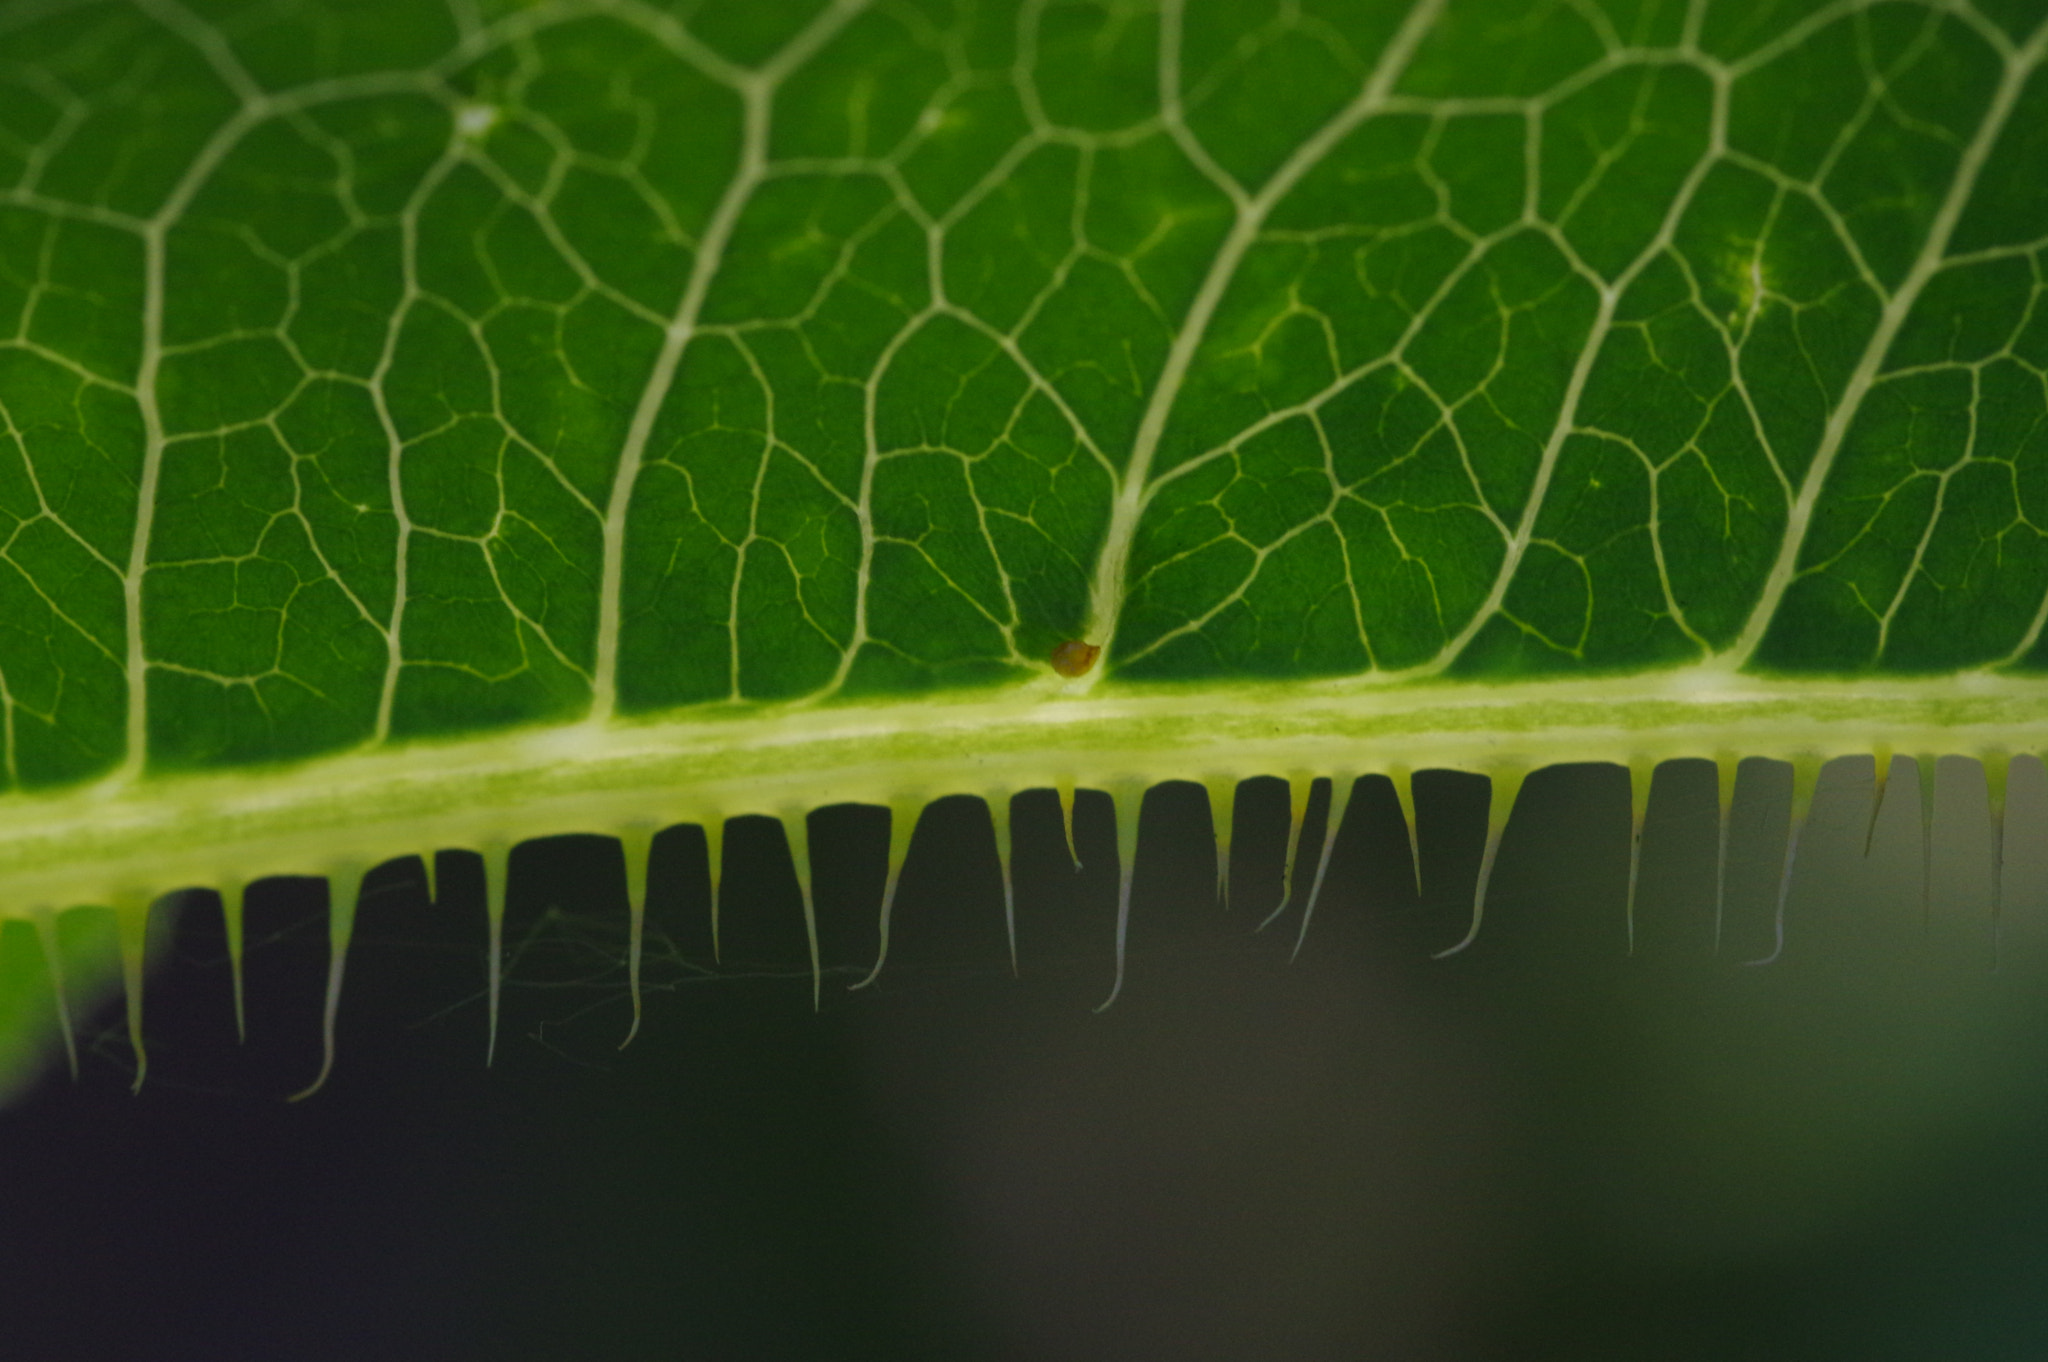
top-left (0, 0), bottom-right (2045, 1096)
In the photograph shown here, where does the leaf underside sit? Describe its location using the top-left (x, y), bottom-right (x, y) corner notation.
top-left (1, 0), bottom-right (2047, 1092)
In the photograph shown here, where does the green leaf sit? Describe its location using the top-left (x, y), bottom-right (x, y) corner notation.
top-left (1, 0), bottom-right (2046, 1089)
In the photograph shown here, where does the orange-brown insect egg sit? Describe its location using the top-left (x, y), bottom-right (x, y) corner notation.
top-left (1050, 639), bottom-right (1100, 677)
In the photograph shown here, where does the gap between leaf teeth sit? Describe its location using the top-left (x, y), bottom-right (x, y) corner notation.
top-left (1747, 755), bottom-right (1819, 967)
top-left (779, 810), bottom-right (820, 1011)
top-left (1625, 759), bottom-right (1655, 956)
top-left (615, 823), bottom-right (656, 1050)
top-left (986, 789), bottom-right (1017, 976)
top-left (1291, 774), bottom-right (1356, 962)
top-left (418, 850), bottom-right (438, 906)
top-left (1204, 774), bottom-right (1238, 909)
top-left (851, 797), bottom-right (922, 992)
top-left (1256, 774), bottom-right (1316, 932)
top-left (1093, 780), bottom-right (1146, 1013)
top-left (287, 863), bottom-right (364, 1102)
top-left (1434, 767), bottom-right (1526, 960)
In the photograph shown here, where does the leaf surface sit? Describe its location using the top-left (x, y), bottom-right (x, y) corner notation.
top-left (0, 0), bottom-right (2042, 792)
top-left (3, 0), bottom-right (2048, 1094)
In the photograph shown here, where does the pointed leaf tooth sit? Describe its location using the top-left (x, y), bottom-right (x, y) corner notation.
top-left (852, 797), bottom-right (922, 992)
top-left (218, 878), bottom-right (248, 1045)
top-left (1292, 775), bottom-right (1357, 961)
top-left (1094, 780), bottom-right (1147, 1013)
top-left (286, 863), bottom-right (365, 1102)
top-left (1916, 753), bottom-right (1940, 925)
top-left (1713, 755), bottom-right (1739, 956)
top-left (114, 891), bottom-right (154, 1094)
top-left (1625, 760), bottom-right (1654, 957)
top-left (1204, 775), bottom-right (1238, 909)
top-left (987, 789), bottom-right (1017, 977)
top-left (1390, 766), bottom-right (1423, 896)
top-left (1748, 756), bottom-right (1818, 967)
top-left (704, 815), bottom-right (726, 964)
top-left (481, 839), bottom-right (510, 1067)
top-left (1983, 751), bottom-right (2010, 927)
top-left (32, 908), bottom-right (77, 1083)
top-left (1434, 767), bottom-right (1526, 960)
top-left (1055, 776), bottom-right (1081, 870)
top-left (780, 809), bottom-right (821, 1011)
top-left (1863, 747), bottom-right (1893, 855)
top-left (616, 823), bottom-right (656, 1050)
top-left (1257, 774), bottom-right (1316, 932)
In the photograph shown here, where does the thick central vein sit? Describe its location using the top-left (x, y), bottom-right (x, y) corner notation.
top-left (1080, 0), bottom-right (1449, 668)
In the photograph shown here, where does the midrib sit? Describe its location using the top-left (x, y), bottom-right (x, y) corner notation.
top-left (11, 670), bottom-right (2047, 917)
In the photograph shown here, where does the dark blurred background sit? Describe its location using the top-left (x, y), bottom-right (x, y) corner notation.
top-left (4, 755), bottom-right (2048, 1360)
